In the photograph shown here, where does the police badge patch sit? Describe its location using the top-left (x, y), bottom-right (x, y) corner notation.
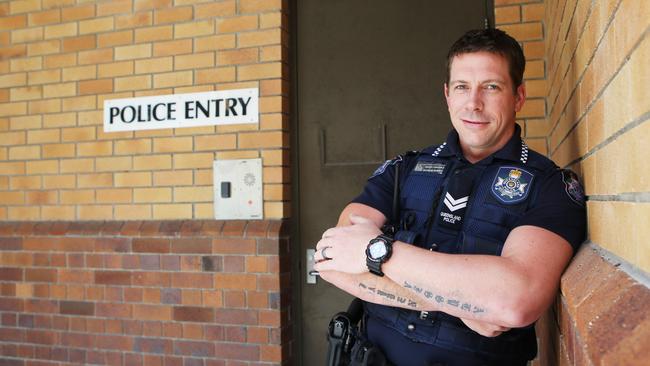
top-left (562, 169), bottom-right (585, 206)
top-left (369, 156), bottom-right (403, 179)
top-left (491, 167), bottom-right (534, 204)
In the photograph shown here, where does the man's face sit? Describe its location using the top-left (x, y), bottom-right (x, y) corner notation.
top-left (445, 51), bottom-right (525, 162)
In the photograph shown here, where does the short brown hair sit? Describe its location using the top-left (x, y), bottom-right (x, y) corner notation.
top-left (446, 28), bottom-right (525, 92)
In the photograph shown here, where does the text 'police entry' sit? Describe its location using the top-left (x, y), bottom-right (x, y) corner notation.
top-left (103, 88), bottom-right (259, 132)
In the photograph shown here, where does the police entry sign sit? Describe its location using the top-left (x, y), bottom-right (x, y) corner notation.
top-left (103, 88), bottom-right (258, 132)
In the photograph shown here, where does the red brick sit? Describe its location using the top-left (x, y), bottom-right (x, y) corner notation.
top-left (259, 310), bottom-right (281, 326)
top-left (221, 220), bottom-right (246, 236)
top-left (213, 238), bottom-right (256, 254)
top-left (0, 267), bottom-right (22, 281)
top-left (164, 322), bottom-right (183, 338)
top-left (25, 268), bottom-right (56, 282)
top-left (260, 344), bottom-right (282, 362)
top-left (172, 273), bottom-right (213, 289)
top-left (171, 238), bottom-right (211, 254)
top-left (0, 297), bottom-right (25, 310)
top-left (224, 325), bottom-right (246, 342)
top-left (24, 299), bottom-right (57, 313)
top-left (133, 271), bottom-right (171, 287)
top-left (159, 221), bottom-right (183, 235)
top-left (172, 340), bottom-right (214, 357)
top-left (96, 303), bottom-right (132, 318)
top-left (247, 326), bottom-right (268, 343)
top-left (201, 221), bottom-right (224, 236)
top-left (58, 269), bottom-right (93, 284)
top-left (214, 272), bottom-right (257, 290)
top-left (601, 317), bottom-right (650, 365)
top-left (100, 221), bottom-right (125, 235)
top-left (59, 300), bottom-right (94, 316)
top-left (245, 220), bottom-right (270, 237)
top-left (256, 238), bottom-right (281, 255)
top-left (61, 332), bottom-right (96, 348)
top-left (120, 221), bottom-right (143, 235)
top-left (133, 337), bottom-right (172, 353)
top-left (214, 309), bottom-right (257, 325)
top-left (95, 271), bottom-right (132, 285)
top-left (586, 284), bottom-right (650, 364)
top-left (67, 253), bottom-right (84, 267)
top-left (561, 246), bottom-right (613, 311)
top-left (180, 220), bottom-right (204, 236)
top-left (95, 237), bottom-right (130, 252)
top-left (248, 291), bottom-right (269, 309)
top-left (139, 221), bottom-right (161, 235)
top-left (267, 220), bottom-right (288, 238)
top-left (124, 287), bottom-right (143, 302)
top-left (0, 327), bottom-right (24, 342)
top-left (173, 306), bottom-right (214, 323)
top-left (258, 274), bottom-right (280, 291)
top-left (214, 342), bottom-right (259, 361)
top-left (224, 291), bottom-right (246, 308)
top-left (133, 238), bottom-right (170, 253)
top-left (134, 304), bottom-right (172, 321)
top-left (162, 255), bottom-right (180, 270)
top-left (223, 256), bottom-right (245, 272)
top-left (60, 237), bottom-right (95, 252)
top-left (94, 334), bottom-right (132, 351)
top-left (25, 329), bottom-right (56, 345)
top-left (180, 256), bottom-right (202, 271)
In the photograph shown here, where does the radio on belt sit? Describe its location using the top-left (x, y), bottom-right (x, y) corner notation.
top-left (213, 159), bottom-right (262, 220)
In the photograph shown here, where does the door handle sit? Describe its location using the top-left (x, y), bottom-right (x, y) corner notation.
top-left (306, 249), bottom-right (319, 284)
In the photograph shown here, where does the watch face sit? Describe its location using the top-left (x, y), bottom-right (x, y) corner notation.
top-left (369, 241), bottom-right (387, 260)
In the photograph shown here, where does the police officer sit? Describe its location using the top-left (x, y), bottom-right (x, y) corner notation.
top-left (314, 28), bottom-right (586, 366)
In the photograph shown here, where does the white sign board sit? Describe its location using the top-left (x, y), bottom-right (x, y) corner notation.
top-left (103, 88), bottom-right (258, 132)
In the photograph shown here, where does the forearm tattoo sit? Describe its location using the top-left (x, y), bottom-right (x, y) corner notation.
top-left (359, 282), bottom-right (418, 309)
top-left (403, 281), bottom-right (486, 315)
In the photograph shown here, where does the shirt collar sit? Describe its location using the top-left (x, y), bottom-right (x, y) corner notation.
top-left (432, 124), bottom-right (528, 164)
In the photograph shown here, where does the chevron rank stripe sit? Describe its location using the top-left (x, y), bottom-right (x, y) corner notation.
top-left (443, 192), bottom-right (468, 212)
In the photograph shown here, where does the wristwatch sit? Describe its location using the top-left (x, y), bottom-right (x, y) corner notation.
top-left (366, 234), bottom-right (394, 276)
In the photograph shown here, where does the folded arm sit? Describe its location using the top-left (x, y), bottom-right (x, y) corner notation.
top-left (314, 202), bottom-right (573, 331)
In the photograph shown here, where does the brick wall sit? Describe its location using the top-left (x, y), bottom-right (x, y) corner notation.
top-left (1, 1), bottom-right (294, 365)
top-left (0, 0), bottom-right (290, 221)
top-left (0, 220), bottom-right (292, 365)
top-left (498, 0), bottom-right (650, 364)
top-left (495, 0), bottom-right (547, 153)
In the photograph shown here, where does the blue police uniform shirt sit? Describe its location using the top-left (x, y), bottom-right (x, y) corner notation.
top-left (350, 125), bottom-right (587, 365)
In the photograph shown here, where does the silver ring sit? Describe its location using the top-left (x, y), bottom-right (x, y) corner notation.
top-left (322, 246), bottom-right (332, 260)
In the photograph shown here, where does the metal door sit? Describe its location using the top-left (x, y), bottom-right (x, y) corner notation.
top-left (293, 1), bottom-right (491, 364)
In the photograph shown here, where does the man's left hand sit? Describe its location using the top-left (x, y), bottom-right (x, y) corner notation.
top-left (313, 214), bottom-right (382, 274)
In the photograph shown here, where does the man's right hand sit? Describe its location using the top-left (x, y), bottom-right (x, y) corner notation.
top-left (460, 318), bottom-right (511, 337)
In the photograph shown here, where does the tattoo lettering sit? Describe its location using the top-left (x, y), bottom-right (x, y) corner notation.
top-left (447, 299), bottom-right (460, 307)
top-left (424, 291), bottom-right (433, 299)
top-left (397, 296), bottom-right (407, 304)
top-left (413, 285), bottom-right (423, 294)
top-left (407, 300), bottom-right (418, 308)
top-left (359, 283), bottom-right (367, 289)
top-left (434, 295), bottom-right (444, 303)
top-left (403, 281), bottom-right (413, 289)
top-left (473, 306), bottom-right (485, 314)
top-left (461, 303), bottom-right (471, 312)
top-left (377, 289), bottom-right (396, 300)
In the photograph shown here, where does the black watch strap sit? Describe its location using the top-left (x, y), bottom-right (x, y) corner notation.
top-left (366, 258), bottom-right (384, 276)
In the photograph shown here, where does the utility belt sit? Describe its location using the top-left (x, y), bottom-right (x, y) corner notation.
top-left (364, 302), bottom-right (537, 361)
